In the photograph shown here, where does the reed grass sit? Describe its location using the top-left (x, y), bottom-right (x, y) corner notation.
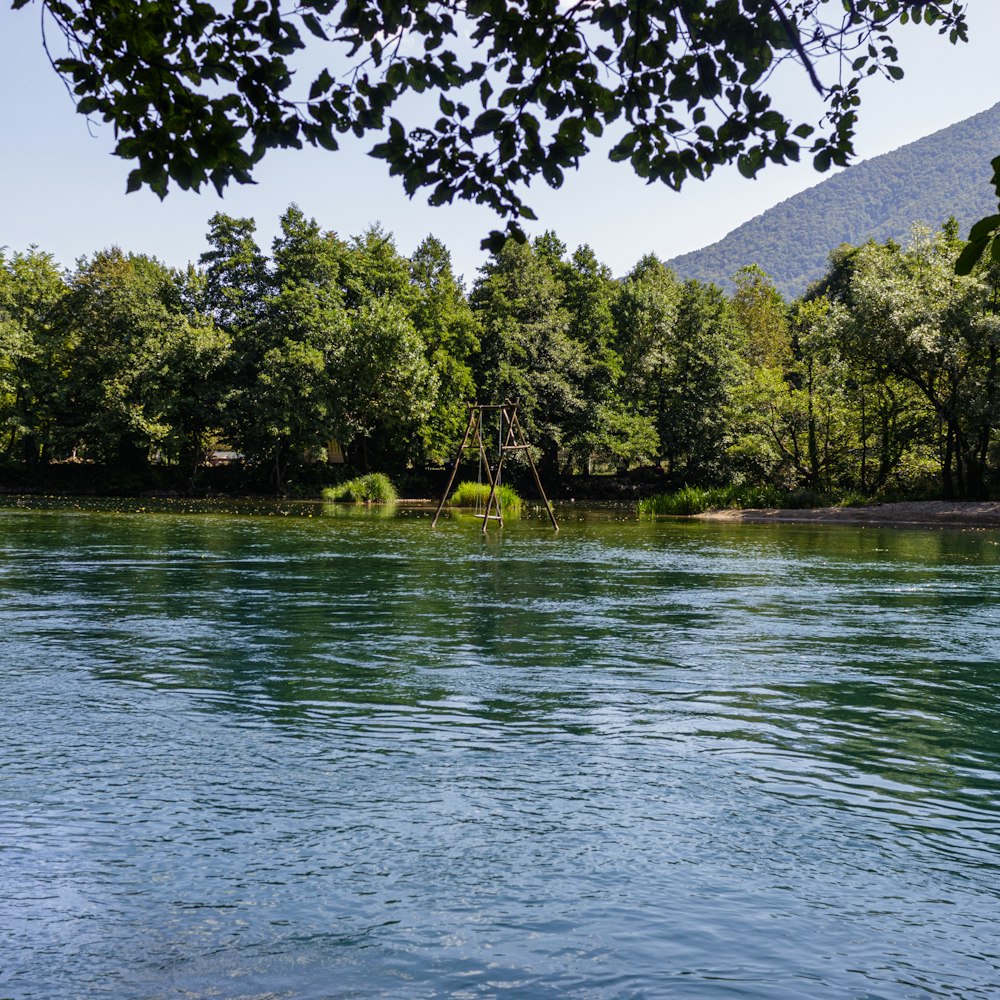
top-left (637, 484), bottom-right (858, 516)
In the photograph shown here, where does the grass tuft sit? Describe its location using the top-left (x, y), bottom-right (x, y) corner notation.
top-left (322, 473), bottom-right (398, 504)
top-left (449, 480), bottom-right (523, 514)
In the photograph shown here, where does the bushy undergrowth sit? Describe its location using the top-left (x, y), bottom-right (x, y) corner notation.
top-left (449, 480), bottom-right (523, 514)
top-left (322, 473), bottom-right (398, 504)
top-left (638, 484), bottom-right (874, 516)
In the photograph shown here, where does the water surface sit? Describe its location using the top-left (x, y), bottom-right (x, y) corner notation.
top-left (2, 500), bottom-right (999, 998)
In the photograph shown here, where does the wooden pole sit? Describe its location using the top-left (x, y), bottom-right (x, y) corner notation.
top-left (475, 413), bottom-right (502, 530)
top-left (431, 407), bottom-right (476, 527)
top-left (511, 409), bottom-right (559, 531)
top-left (432, 400), bottom-right (558, 533)
top-left (480, 404), bottom-right (520, 533)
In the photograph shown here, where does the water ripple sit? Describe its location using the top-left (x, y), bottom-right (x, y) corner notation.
top-left (2, 503), bottom-right (1000, 998)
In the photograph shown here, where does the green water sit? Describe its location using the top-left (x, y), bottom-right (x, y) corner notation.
top-left (2, 499), bottom-right (999, 998)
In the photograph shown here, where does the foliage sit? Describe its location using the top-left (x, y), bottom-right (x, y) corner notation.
top-left (638, 484), bottom-right (845, 516)
top-left (657, 280), bottom-right (739, 481)
top-left (214, 205), bottom-right (350, 487)
top-left (17, 0), bottom-right (967, 244)
top-left (322, 472), bottom-right (398, 503)
top-left (156, 293), bottom-right (231, 474)
top-left (828, 223), bottom-right (1000, 499)
top-left (558, 244), bottom-right (648, 473)
top-left (731, 264), bottom-right (790, 367)
top-left (727, 294), bottom-right (861, 491)
top-left (0, 248), bottom-right (68, 464)
top-left (471, 237), bottom-right (586, 472)
top-left (612, 255), bottom-right (681, 467)
top-left (669, 101), bottom-right (1000, 298)
top-left (338, 297), bottom-right (437, 468)
top-left (8, 205), bottom-right (1000, 506)
top-left (957, 154), bottom-right (1000, 275)
top-left (409, 235), bottom-right (480, 466)
top-left (52, 248), bottom-right (205, 470)
top-left (448, 480), bottom-right (523, 514)
top-left (614, 261), bottom-right (738, 478)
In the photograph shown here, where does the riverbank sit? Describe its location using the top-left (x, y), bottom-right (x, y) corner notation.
top-left (697, 500), bottom-right (1000, 529)
top-left (0, 465), bottom-right (664, 502)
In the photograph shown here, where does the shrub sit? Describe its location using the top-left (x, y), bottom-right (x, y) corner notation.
top-left (637, 483), bottom-right (873, 516)
top-left (834, 491), bottom-right (871, 508)
top-left (322, 473), bottom-right (398, 504)
top-left (449, 480), bottom-right (523, 514)
top-left (638, 485), bottom-right (711, 516)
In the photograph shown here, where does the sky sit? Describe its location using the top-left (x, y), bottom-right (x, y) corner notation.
top-left (2, 3), bottom-right (1000, 285)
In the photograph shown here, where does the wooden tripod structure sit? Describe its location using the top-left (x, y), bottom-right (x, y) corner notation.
top-left (431, 402), bottom-right (559, 532)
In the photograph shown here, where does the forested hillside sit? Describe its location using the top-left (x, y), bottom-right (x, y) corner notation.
top-left (668, 102), bottom-right (1000, 298)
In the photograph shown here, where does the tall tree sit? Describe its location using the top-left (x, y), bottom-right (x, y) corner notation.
top-left (338, 298), bottom-right (437, 469)
top-left (612, 254), bottom-right (682, 466)
top-left (731, 264), bottom-right (790, 368)
top-left (224, 205), bottom-right (350, 487)
top-left (728, 296), bottom-right (862, 491)
top-left (0, 249), bottom-right (68, 464)
top-left (339, 224), bottom-right (415, 310)
top-left (56, 249), bottom-right (199, 470)
top-left (560, 245), bottom-right (657, 472)
top-left (832, 224), bottom-right (1000, 498)
top-left (657, 280), bottom-right (739, 482)
top-left (156, 271), bottom-right (231, 478)
top-left (471, 238), bottom-right (586, 472)
top-left (200, 213), bottom-right (269, 334)
top-left (409, 235), bottom-right (480, 466)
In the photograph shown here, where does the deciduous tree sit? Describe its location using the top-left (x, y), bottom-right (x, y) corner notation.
top-left (471, 238), bottom-right (586, 472)
top-left (833, 224), bottom-right (1000, 498)
top-left (0, 249), bottom-right (68, 464)
top-left (409, 235), bottom-right (480, 465)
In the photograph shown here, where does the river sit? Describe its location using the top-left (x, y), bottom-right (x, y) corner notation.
top-left (2, 499), bottom-right (999, 998)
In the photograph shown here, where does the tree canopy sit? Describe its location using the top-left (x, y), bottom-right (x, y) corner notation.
top-left (16, 0), bottom-right (968, 247)
top-left (5, 209), bottom-right (1000, 498)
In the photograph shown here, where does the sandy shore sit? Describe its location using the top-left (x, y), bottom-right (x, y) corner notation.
top-left (696, 500), bottom-right (1000, 529)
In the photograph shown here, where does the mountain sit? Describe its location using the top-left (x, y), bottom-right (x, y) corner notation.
top-left (666, 102), bottom-right (1000, 299)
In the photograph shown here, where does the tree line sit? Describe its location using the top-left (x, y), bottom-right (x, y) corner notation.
top-left (2, 207), bottom-right (999, 499)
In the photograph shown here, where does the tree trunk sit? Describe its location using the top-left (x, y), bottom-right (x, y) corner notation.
top-left (942, 423), bottom-right (955, 499)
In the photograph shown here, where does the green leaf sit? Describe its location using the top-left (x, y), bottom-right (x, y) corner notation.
top-left (968, 214), bottom-right (1000, 242)
top-left (480, 229), bottom-right (508, 253)
top-left (301, 13), bottom-right (327, 39)
top-left (309, 69), bottom-right (334, 101)
top-left (472, 109), bottom-right (504, 136)
top-left (955, 240), bottom-right (986, 276)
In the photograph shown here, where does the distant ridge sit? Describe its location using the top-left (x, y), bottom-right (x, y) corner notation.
top-left (666, 102), bottom-right (1000, 299)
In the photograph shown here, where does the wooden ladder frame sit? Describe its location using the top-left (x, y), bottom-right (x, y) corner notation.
top-left (431, 401), bottom-right (559, 532)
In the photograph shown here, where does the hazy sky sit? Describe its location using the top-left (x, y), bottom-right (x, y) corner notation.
top-left (2, 3), bottom-right (999, 284)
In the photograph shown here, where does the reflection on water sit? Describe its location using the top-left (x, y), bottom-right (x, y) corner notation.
top-left (2, 499), bottom-right (1000, 999)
